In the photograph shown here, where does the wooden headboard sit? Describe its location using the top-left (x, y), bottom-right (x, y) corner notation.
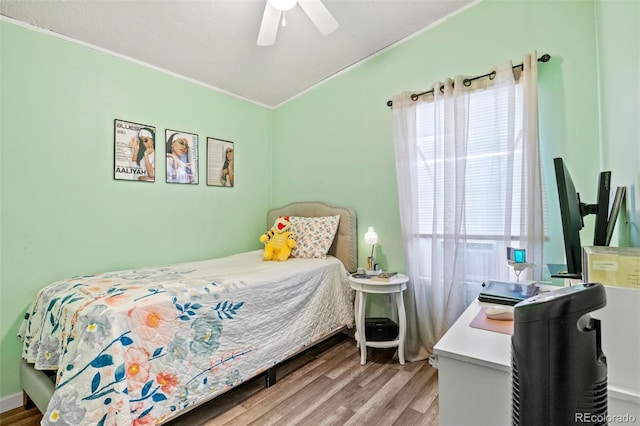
top-left (267, 201), bottom-right (357, 272)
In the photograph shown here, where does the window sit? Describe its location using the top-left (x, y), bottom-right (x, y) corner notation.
top-left (413, 81), bottom-right (546, 294)
top-left (391, 53), bottom-right (545, 354)
top-left (416, 84), bottom-right (525, 239)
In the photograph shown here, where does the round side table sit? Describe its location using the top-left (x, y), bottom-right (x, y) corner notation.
top-left (348, 273), bottom-right (409, 365)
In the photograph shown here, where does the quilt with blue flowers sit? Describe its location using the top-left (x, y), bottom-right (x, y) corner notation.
top-left (19, 250), bottom-right (354, 425)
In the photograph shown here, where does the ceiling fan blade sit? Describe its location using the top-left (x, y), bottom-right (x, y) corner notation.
top-left (257, 2), bottom-right (282, 46)
top-left (298, 0), bottom-right (339, 36)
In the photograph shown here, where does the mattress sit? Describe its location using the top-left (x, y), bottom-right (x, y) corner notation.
top-left (19, 250), bottom-right (354, 425)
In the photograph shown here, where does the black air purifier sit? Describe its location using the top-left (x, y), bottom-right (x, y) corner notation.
top-left (511, 283), bottom-right (607, 426)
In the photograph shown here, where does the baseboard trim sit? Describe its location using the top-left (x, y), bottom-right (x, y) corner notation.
top-left (0, 392), bottom-right (23, 414)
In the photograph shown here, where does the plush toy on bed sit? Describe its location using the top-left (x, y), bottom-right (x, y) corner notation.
top-left (260, 215), bottom-right (297, 261)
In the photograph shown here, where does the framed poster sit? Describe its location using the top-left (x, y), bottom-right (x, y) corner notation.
top-left (207, 137), bottom-right (234, 187)
top-left (165, 129), bottom-right (199, 184)
top-left (113, 119), bottom-right (156, 182)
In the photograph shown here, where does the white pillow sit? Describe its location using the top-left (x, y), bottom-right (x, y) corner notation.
top-left (290, 215), bottom-right (340, 259)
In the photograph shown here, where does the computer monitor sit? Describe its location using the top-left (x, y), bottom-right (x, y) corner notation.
top-left (552, 158), bottom-right (624, 279)
top-left (592, 170), bottom-right (611, 246)
top-left (553, 158), bottom-right (585, 279)
top-left (606, 185), bottom-right (626, 246)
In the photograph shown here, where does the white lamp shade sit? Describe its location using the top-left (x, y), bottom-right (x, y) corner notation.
top-left (364, 226), bottom-right (378, 245)
top-left (268, 0), bottom-right (297, 11)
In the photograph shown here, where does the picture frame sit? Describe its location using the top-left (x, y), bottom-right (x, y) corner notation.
top-left (207, 137), bottom-right (234, 187)
top-left (165, 129), bottom-right (199, 184)
top-left (113, 119), bottom-right (156, 182)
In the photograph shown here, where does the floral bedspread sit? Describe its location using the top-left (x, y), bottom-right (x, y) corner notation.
top-left (19, 250), bottom-right (354, 425)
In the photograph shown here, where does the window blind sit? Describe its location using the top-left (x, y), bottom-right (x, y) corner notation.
top-left (415, 85), bottom-right (527, 238)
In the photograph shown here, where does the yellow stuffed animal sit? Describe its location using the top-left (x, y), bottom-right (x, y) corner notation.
top-left (260, 215), bottom-right (296, 261)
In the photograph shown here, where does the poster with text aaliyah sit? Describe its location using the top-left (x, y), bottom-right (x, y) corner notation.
top-left (113, 119), bottom-right (156, 182)
top-left (165, 129), bottom-right (199, 184)
top-left (207, 137), bottom-right (234, 187)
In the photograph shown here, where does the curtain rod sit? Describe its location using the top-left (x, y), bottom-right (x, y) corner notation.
top-left (386, 54), bottom-right (551, 108)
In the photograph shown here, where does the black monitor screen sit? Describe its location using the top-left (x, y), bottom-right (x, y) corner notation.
top-left (606, 186), bottom-right (627, 245)
top-left (553, 158), bottom-right (584, 279)
top-left (593, 171), bottom-right (611, 246)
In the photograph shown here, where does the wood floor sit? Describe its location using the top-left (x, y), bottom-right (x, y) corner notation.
top-left (0, 405), bottom-right (42, 426)
top-left (0, 334), bottom-right (438, 426)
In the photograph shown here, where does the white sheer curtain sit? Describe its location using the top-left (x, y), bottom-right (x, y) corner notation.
top-left (392, 52), bottom-right (544, 360)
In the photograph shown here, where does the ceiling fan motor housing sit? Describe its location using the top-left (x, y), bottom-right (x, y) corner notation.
top-left (268, 0), bottom-right (297, 11)
top-left (258, 0), bottom-right (338, 46)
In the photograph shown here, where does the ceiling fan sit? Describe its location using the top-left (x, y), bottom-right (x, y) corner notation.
top-left (257, 0), bottom-right (339, 46)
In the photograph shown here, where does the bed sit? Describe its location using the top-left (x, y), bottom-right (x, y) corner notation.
top-left (18, 201), bottom-right (357, 425)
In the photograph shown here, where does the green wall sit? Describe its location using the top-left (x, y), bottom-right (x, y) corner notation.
top-left (2, 0), bottom-right (638, 403)
top-left (0, 20), bottom-right (272, 398)
top-left (595, 0), bottom-right (640, 246)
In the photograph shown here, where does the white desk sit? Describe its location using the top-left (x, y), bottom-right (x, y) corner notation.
top-left (433, 299), bottom-right (512, 426)
top-left (349, 273), bottom-right (408, 365)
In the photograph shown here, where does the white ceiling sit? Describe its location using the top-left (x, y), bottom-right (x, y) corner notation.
top-left (1, 0), bottom-right (475, 108)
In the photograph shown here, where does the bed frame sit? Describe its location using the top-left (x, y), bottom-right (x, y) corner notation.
top-left (21, 201), bottom-right (357, 420)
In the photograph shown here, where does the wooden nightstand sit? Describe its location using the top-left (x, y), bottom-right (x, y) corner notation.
top-left (349, 273), bottom-right (409, 365)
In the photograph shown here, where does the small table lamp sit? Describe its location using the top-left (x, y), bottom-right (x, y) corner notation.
top-left (364, 226), bottom-right (378, 271)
